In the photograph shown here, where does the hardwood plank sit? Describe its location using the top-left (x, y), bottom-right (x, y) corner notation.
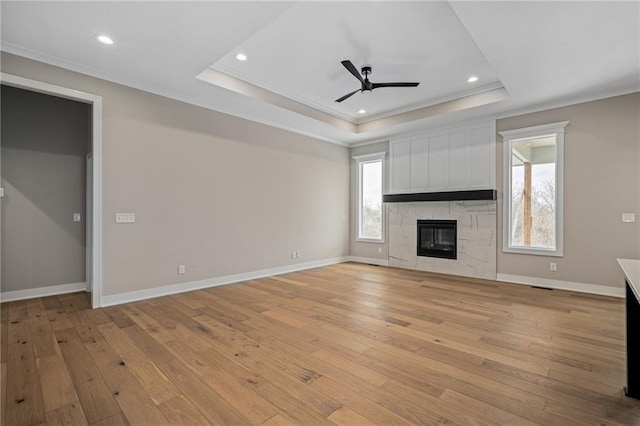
top-left (156, 395), bottom-right (210, 426)
top-left (55, 328), bottom-right (122, 424)
top-left (45, 298), bottom-right (75, 331)
top-left (36, 354), bottom-right (79, 412)
top-left (118, 345), bottom-right (182, 405)
top-left (96, 322), bottom-right (139, 355)
top-left (327, 406), bottom-right (377, 426)
top-left (1, 303), bottom-right (8, 364)
top-left (253, 382), bottom-right (336, 426)
top-left (309, 375), bottom-right (415, 425)
top-left (203, 369), bottom-right (278, 425)
top-left (480, 359), bottom-right (639, 421)
top-left (123, 325), bottom-right (252, 425)
top-left (119, 305), bottom-right (175, 344)
top-left (258, 414), bottom-right (297, 426)
top-left (439, 388), bottom-right (537, 426)
top-left (365, 344), bottom-right (547, 411)
top-left (45, 402), bottom-right (88, 426)
top-left (102, 306), bottom-right (136, 329)
top-left (261, 309), bottom-right (308, 329)
top-left (543, 399), bottom-right (628, 426)
top-left (82, 334), bottom-right (170, 425)
top-left (190, 316), bottom-right (342, 418)
top-left (90, 412), bottom-right (130, 426)
top-left (27, 298), bottom-right (57, 358)
top-left (312, 349), bottom-right (389, 386)
top-left (1, 362), bottom-right (7, 426)
top-left (5, 301), bottom-right (47, 425)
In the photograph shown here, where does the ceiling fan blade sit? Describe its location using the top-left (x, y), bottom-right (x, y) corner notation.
top-left (372, 82), bottom-right (420, 89)
top-left (335, 88), bottom-right (361, 103)
top-left (341, 60), bottom-right (365, 84)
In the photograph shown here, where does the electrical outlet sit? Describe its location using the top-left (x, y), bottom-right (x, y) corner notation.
top-left (290, 251), bottom-right (296, 259)
top-left (73, 213), bottom-right (81, 222)
top-left (377, 247), bottom-right (383, 254)
top-left (550, 262), bottom-right (557, 271)
top-left (178, 265), bottom-right (186, 275)
top-left (296, 250), bottom-right (300, 258)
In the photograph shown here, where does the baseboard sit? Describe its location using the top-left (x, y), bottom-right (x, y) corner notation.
top-left (100, 256), bottom-right (351, 307)
top-left (497, 273), bottom-right (624, 298)
top-left (0, 282), bottom-right (87, 303)
top-left (347, 256), bottom-right (390, 267)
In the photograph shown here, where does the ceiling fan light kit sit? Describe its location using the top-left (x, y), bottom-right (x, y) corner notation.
top-left (335, 59), bottom-right (420, 103)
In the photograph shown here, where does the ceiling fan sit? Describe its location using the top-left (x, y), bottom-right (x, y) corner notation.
top-left (335, 60), bottom-right (420, 103)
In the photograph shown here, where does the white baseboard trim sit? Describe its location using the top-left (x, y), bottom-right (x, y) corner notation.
top-left (347, 256), bottom-right (390, 267)
top-left (100, 256), bottom-right (351, 307)
top-left (497, 273), bottom-right (624, 298)
top-left (0, 282), bottom-right (87, 303)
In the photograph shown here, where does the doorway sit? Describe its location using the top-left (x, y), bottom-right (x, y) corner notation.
top-left (0, 73), bottom-right (103, 308)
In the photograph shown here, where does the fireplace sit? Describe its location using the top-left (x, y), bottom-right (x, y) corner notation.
top-left (417, 220), bottom-right (457, 259)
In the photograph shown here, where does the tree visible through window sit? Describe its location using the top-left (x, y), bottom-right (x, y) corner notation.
top-left (355, 152), bottom-right (385, 242)
top-left (500, 121), bottom-right (567, 257)
top-left (361, 160), bottom-right (382, 240)
top-left (510, 156), bottom-right (556, 248)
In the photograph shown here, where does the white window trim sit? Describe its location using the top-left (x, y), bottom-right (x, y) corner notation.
top-left (353, 151), bottom-right (386, 243)
top-left (499, 121), bottom-right (569, 257)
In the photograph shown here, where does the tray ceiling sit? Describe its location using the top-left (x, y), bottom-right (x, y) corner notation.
top-left (1, 1), bottom-right (638, 145)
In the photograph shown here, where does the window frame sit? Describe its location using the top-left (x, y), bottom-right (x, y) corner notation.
top-left (499, 121), bottom-right (569, 257)
top-left (353, 151), bottom-right (386, 243)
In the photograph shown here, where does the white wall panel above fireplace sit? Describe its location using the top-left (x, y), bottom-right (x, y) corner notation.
top-left (389, 121), bottom-right (496, 194)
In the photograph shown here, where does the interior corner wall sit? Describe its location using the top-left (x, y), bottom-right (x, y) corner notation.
top-left (496, 92), bottom-right (640, 289)
top-left (349, 141), bottom-right (390, 260)
top-left (0, 52), bottom-right (350, 298)
top-left (1, 85), bottom-right (89, 292)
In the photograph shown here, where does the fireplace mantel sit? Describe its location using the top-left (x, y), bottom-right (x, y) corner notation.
top-left (383, 190), bottom-right (496, 203)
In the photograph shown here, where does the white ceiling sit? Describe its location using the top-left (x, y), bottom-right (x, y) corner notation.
top-left (2, 1), bottom-right (639, 146)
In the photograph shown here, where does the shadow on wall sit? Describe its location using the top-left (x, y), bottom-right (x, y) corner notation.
top-left (1, 85), bottom-right (89, 242)
top-left (1, 85), bottom-right (90, 290)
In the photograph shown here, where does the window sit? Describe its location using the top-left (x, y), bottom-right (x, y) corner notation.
top-left (354, 152), bottom-right (385, 242)
top-left (499, 121), bottom-right (568, 256)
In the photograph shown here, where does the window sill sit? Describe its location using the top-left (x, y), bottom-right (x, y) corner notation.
top-left (356, 238), bottom-right (385, 244)
top-left (503, 246), bottom-right (563, 257)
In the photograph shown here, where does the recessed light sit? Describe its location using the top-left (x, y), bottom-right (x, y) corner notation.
top-left (467, 76), bottom-right (478, 83)
top-left (358, 109), bottom-right (366, 114)
top-left (236, 53), bottom-right (247, 61)
top-left (95, 34), bottom-right (114, 45)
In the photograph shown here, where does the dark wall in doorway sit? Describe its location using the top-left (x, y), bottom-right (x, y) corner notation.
top-left (1, 85), bottom-right (90, 293)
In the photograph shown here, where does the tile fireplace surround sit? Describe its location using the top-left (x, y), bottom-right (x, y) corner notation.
top-left (388, 200), bottom-right (497, 280)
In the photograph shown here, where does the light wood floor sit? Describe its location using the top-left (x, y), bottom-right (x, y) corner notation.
top-left (2, 262), bottom-right (640, 425)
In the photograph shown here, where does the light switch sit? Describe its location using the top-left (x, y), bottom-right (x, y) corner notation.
top-left (115, 213), bottom-right (136, 223)
top-left (73, 213), bottom-right (81, 222)
top-left (622, 213), bottom-right (636, 223)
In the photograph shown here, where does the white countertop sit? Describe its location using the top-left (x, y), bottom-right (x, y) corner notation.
top-left (618, 258), bottom-right (640, 303)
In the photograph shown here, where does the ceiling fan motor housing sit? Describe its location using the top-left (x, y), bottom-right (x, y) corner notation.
top-left (361, 66), bottom-right (373, 91)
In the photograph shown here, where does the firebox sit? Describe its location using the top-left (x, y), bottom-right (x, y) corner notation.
top-left (417, 220), bottom-right (457, 259)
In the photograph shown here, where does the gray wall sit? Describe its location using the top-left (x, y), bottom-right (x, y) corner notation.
top-left (1, 85), bottom-right (89, 292)
top-left (350, 93), bottom-right (640, 289)
top-left (496, 92), bottom-right (640, 288)
top-left (1, 52), bottom-right (350, 297)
